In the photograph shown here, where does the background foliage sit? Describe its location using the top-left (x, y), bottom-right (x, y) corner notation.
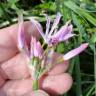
top-left (0, 0), bottom-right (96, 96)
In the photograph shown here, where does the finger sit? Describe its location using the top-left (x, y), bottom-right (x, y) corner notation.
top-left (0, 51), bottom-right (69, 79)
top-left (0, 73), bottom-right (72, 96)
top-left (0, 52), bottom-right (30, 80)
top-left (0, 21), bottom-right (40, 63)
top-left (39, 73), bottom-right (73, 95)
top-left (0, 79), bottom-right (32, 96)
top-left (48, 52), bottom-right (69, 75)
top-left (22, 90), bottom-right (49, 96)
top-left (0, 79), bottom-right (49, 96)
top-left (48, 61), bottom-right (69, 75)
top-left (0, 50), bottom-right (69, 79)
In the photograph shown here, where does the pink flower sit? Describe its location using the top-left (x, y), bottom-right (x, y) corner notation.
top-left (30, 13), bottom-right (75, 45)
top-left (30, 37), bottom-right (43, 59)
top-left (63, 43), bottom-right (88, 60)
top-left (17, 13), bottom-right (43, 59)
top-left (17, 13), bottom-right (89, 83)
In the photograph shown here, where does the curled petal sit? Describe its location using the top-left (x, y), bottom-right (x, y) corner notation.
top-left (60, 34), bottom-right (75, 41)
top-left (51, 21), bottom-right (73, 41)
top-left (48, 21), bottom-right (73, 44)
top-left (63, 43), bottom-right (88, 60)
top-left (61, 20), bottom-right (73, 35)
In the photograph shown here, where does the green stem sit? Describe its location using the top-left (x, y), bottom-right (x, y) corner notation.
top-left (31, 58), bottom-right (39, 91)
top-left (42, 42), bottom-right (46, 48)
top-left (33, 79), bottom-right (38, 91)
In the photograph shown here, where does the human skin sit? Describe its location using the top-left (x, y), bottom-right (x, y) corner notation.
top-left (0, 21), bottom-right (73, 96)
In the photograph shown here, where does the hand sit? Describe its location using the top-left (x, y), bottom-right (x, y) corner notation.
top-left (0, 21), bottom-right (73, 96)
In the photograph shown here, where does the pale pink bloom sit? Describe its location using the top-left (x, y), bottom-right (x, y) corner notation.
top-left (63, 43), bottom-right (88, 60)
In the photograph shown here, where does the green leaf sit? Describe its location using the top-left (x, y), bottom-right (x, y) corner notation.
top-left (7, 0), bottom-right (19, 5)
top-left (34, 1), bottom-right (56, 12)
top-left (64, 1), bottom-right (96, 26)
top-left (85, 84), bottom-right (95, 96)
top-left (72, 12), bottom-right (83, 42)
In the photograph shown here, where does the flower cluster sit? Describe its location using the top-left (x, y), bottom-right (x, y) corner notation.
top-left (17, 13), bottom-right (88, 90)
top-left (30, 13), bottom-right (75, 46)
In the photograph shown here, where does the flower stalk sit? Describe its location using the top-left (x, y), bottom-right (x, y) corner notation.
top-left (33, 79), bottom-right (39, 91)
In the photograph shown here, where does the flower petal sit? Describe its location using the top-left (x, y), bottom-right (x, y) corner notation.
top-left (63, 43), bottom-right (88, 60)
top-left (49, 12), bottom-right (61, 36)
top-left (17, 12), bottom-right (25, 51)
top-left (33, 40), bottom-right (39, 57)
top-left (52, 21), bottom-right (73, 40)
top-left (30, 37), bottom-right (35, 58)
top-left (45, 14), bottom-right (51, 35)
top-left (36, 41), bottom-right (43, 58)
top-left (29, 18), bottom-right (46, 41)
top-left (60, 34), bottom-right (75, 41)
top-left (67, 24), bottom-right (73, 34)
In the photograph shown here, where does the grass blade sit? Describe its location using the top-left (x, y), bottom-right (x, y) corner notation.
top-left (75, 56), bottom-right (83, 96)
